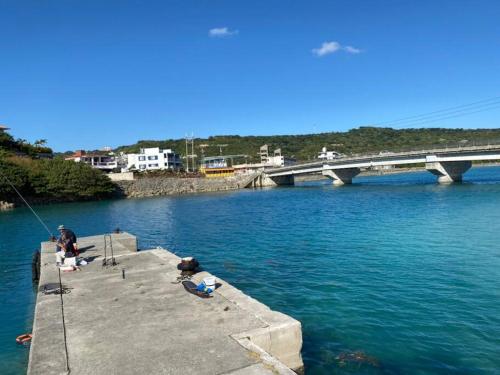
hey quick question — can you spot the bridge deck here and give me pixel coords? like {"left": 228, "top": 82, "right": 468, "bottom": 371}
{"left": 266, "top": 144, "right": 500, "bottom": 177}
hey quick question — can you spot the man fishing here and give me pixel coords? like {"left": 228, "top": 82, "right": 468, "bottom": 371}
{"left": 55, "top": 225, "right": 78, "bottom": 266}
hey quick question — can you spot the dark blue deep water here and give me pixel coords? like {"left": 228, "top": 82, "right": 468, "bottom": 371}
{"left": 1, "top": 167, "right": 500, "bottom": 375}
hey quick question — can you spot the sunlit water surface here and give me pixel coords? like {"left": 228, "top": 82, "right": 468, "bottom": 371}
{"left": 1, "top": 167, "right": 500, "bottom": 375}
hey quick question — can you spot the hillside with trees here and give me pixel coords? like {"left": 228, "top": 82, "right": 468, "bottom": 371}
{"left": 0, "top": 130, "right": 115, "bottom": 205}
{"left": 2, "top": 126, "right": 500, "bottom": 207}
{"left": 116, "top": 127, "right": 500, "bottom": 162}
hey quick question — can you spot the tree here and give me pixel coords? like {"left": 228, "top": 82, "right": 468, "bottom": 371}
{"left": 33, "top": 139, "right": 47, "bottom": 147}
{"left": 0, "top": 158, "right": 31, "bottom": 199}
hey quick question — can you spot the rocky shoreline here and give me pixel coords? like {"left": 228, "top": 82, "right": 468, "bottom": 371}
{"left": 115, "top": 174, "right": 256, "bottom": 198}
{"left": 0, "top": 175, "right": 259, "bottom": 210}
{"left": 4, "top": 163, "right": 498, "bottom": 210}
{"left": 0, "top": 201, "right": 15, "bottom": 211}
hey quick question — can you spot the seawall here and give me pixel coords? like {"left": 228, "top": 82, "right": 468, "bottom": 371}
{"left": 0, "top": 175, "right": 258, "bottom": 210}
{"left": 28, "top": 232, "right": 303, "bottom": 375}
{"left": 115, "top": 174, "right": 257, "bottom": 198}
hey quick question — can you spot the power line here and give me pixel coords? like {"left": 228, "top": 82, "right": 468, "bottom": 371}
{"left": 386, "top": 102, "right": 500, "bottom": 128}
{"left": 386, "top": 102, "right": 500, "bottom": 127}
{"left": 375, "top": 96, "right": 500, "bottom": 126}
{"left": 385, "top": 101, "right": 500, "bottom": 127}
{"left": 375, "top": 96, "right": 500, "bottom": 127}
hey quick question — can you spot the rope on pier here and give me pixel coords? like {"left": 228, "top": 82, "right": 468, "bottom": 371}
{"left": 58, "top": 267, "right": 71, "bottom": 374}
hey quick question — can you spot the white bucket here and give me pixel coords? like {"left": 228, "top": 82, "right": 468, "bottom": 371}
{"left": 203, "top": 276, "right": 216, "bottom": 291}
{"left": 65, "top": 257, "right": 77, "bottom": 266}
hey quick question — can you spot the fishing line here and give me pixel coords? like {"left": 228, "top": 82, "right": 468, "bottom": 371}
{"left": 0, "top": 168, "right": 53, "bottom": 237}
{"left": 0, "top": 167, "right": 70, "bottom": 374}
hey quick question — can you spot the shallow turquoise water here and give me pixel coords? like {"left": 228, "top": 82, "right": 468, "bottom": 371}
{"left": 1, "top": 167, "right": 500, "bottom": 374}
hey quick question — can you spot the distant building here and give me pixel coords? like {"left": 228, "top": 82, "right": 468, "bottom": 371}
{"left": 318, "top": 147, "right": 342, "bottom": 160}
{"left": 126, "top": 147, "right": 182, "bottom": 172}
{"left": 234, "top": 145, "right": 295, "bottom": 174}
{"left": 65, "top": 150, "right": 120, "bottom": 172}
{"left": 0, "top": 125, "right": 10, "bottom": 133}
{"left": 200, "top": 155, "right": 247, "bottom": 178}
{"left": 260, "top": 146, "right": 295, "bottom": 167}
{"left": 202, "top": 156, "right": 229, "bottom": 169}
{"left": 260, "top": 144, "right": 270, "bottom": 164}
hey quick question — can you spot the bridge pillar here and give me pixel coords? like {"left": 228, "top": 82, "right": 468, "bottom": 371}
{"left": 260, "top": 174, "right": 295, "bottom": 187}
{"left": 425, "top": 161, "right": 472, "bottom": 183}
{"left": 322, "top": 168, "right": 361, "bottom": 185}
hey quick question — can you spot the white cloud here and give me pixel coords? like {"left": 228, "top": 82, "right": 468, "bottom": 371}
{"left": 343, "top": 45, "right": 362, "bottom": 54}
{"left": 209, "top": 27, "right": 238, "bottom": 37}
{"left": 312, "top": 41, "right": 362, "bottom": 57}
{"left": 312, "top": 41, "right": 341, "bottom": 57}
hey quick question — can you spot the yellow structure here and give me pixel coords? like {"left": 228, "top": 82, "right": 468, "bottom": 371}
{"left": 201, "top": 167, "right": 235, "bottom": 178}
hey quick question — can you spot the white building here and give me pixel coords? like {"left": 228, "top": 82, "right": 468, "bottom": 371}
{"left": 260, "top": 145, "right": 295, "bottom": 167}
{"left": 318, "top": 147, "right": 342, "bottom": 160}
{"left": 127, "top": 147, "right": 182, "bottom": 171}
{"left": 65, "top": 150, "right": 119, "bottom": 172}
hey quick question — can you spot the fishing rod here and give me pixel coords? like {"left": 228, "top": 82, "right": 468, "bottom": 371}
{"left": 0, "top": 167, "right": 70, "bottom": 374}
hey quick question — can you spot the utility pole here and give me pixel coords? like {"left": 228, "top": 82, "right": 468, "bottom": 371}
{"left": 191, "top": 135, "right": 195, "bottom": 171}
{"left": 185, "top": 135, "right": 190, "bottom": 172}
{"left": 185, "top": 133, "right": 195, "bottom": 172}
{"left": 216, "top": 144, "right": 228, "bottom": 156}
{"left": 199, "top": 144, "right": 209, "bottom": 170}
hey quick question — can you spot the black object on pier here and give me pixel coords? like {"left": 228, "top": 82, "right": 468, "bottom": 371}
{"left": 32, "top": 250, "right": 41, "bottom": 284}
{"left": 102, "top": 234, "right": 117, "bottom": 267}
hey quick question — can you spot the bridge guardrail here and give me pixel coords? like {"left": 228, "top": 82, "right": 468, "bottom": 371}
{"left": 348, "top": 139, "right": 500, "bottom": 157}
{"left": 266, "top": 140, "right": 500, "bottom": 174}
{"left": 347, "top": 141, "right": 500, "bottom": 159}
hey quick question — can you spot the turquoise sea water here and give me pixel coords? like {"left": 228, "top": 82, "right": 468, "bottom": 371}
{"left": 1, "top": 167, "right": 500, "bottom": 375}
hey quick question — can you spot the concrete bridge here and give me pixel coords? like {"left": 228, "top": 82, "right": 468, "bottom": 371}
{"left": 254, "top": 143, "right": 500, "bottom": 186}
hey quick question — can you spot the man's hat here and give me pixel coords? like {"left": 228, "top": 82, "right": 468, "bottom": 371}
{"left": 58, "top": 225, "right": 65, "bottom": 230}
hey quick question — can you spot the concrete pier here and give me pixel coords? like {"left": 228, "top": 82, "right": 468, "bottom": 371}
{"left": 322, "top": 168, "right": 361, "bottom": 185}
{"left": 425, "top": 161, "right": 472, "bottom": 183}
{"left": 259, "top": 174, "right": 295, "bottom": 187}
{"left": 28, "top": 233, "right": 303, "bottom": 375}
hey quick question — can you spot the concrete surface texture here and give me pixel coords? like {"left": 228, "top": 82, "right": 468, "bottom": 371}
{"left": 28, "top": 233, "right": 303, "bottom": 375}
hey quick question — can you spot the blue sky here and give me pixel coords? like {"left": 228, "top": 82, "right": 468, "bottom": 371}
{"left": 1, "top": 0, "right": 500, "bottom": 151}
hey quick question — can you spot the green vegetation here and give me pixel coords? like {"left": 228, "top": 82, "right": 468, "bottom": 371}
{"left": 2, "top": 126, "right": 500, "bottom": 205}
{"left": 0, "top": 130, "right": 52, "bottom": 157}
{"left": 117, "top": 127, "right": 500, "bottom": 162}
{"left": 0, "top": 131, "right": 115, "bottom": 203}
